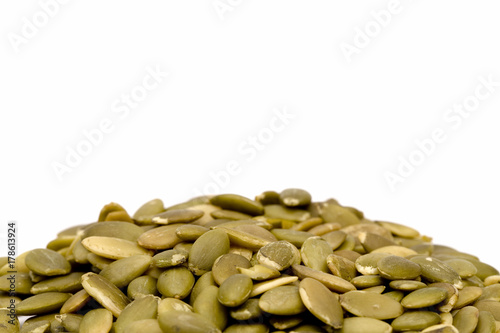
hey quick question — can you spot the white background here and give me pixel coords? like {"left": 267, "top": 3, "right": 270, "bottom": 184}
{"left": 1, "top": 1, "right": 499, "bottom": 271}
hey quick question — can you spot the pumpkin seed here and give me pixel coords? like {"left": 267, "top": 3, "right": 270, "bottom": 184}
{"left": 401, "top": 287, "right": 448, "bottom": 309}
{"left": 16, "top": 292, "right": 71, "bottom": 315}
{"left": 81, "top": 236, "right": 152, "bottom": 259}
{"left": 137, "top": 224, "right": 183, "bottom": 250}
{"left": 81, "top": 272, "right": 130, "bottom": 317}
{"left": 300, "top": 236, "right": 333, "bottom": 273}
{"left": 339, "top": 317, "right": 393, "bottom": 333}
{"left": 188, "top": 229, "right": 230, "bottom": 276}
{"left": 217, "top": 274, "right": 253, "bottom": 307}
{"left": 132, "top": 198, "right": 165, "bottom": 224}
{"left": 30, "top": 272, "right": 83, "bottom": 294}
{"left": 229, "top": 298, "right": 263, "bottom": 321}
{"left": 193, "top": 285, "right": 228, "bottom": 330}
{"left": 299, "top": 277, "right": 343, "bottom": 328}
{"left": 79, "top": 308, "right": 113, "bottom": 333}
{"left": 124, "top": 319, "right": 163, "bottom": 333}
{"left": 258, "top": 285, "right": 306, "bottom": 315}
{"left": 158, "top": 309, "right": 222, "bottom": 333}
{"left": 152, "top": 209, "right": 204, "bottom": 224}
{"left": 210, "top": 194, "right": 264, "bottom": 216}
{"left": 279, "top": 188, "right": 312, "bottom": 207}
{"left": 212, "top": 253, "right": 252, "bottom": 285}
{"left": 157, "top": 266, "right": 195, "bottom": 299}
{"left": 377, "top": 255, "right": 422, "bottom": 280}
{"left": 99, "top": 254, "right": 152, "bottom": 288}
{"left": 0, "top": 309, "right": 19, "bottom": 332}
{"left": 25, "top": 249, "right": 71, "bottom": 276}
{"left": 391, "top": 311, "right": 441, "bottom": 331}
{"left": 410, "top": 255, "right": 463, "bottom": 288}
{"left": 257, "top": 240, "right": 300, "bottom": 271}
{"left": 158, "top": 298, "right": 193, "bottom": 314}
{"left": 152, "top": 249, "right": 188, "bottom": 268}
{"left": 83, "top": 221, "right": 144, "bottom": 241}
{"left": 340, "top": 290, "right": 404, "bottom": 319}
{"left": 114, "top": 294, "right": 159, "bottom": 333}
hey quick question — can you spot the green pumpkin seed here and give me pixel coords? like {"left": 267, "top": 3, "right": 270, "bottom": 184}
{"left": 250, "top": 276, "right": 298, "bottom": 297}
{"left": 60, "top": 289, "right": 90, "bottom": 313}
{"left": 127, "top": 275, "right": 158, "bottom": 299}
{"left": 443, "top": 258, "right": 478, "bottom": 279}
{"left": 212, "top": 253, "right": 251, "bottom": 285}
{"left": 270, "top": 228, "right": 313, "bottom": 247}
{"left": 210, "top": 194, "right": 264, "bottom": 216}
{"left": 391, "top": 311, "right": 441, "bottom": 331}
{"left": 238, "top": 264, "right": 280, "bottom": 281}
{"left": 350, "top": 274, "right": 384, "bottom": 288}
{"left": 87, "top": 252, "right": 114, "bottom": 270}
{"left": 46, "top": 236, "right": 76, "bottom": 252}
{"left": 152, "top": 249, "right": 188, "bottom": 268}
{"left": 259, "top": 285, "right": 306, "bottom": 315}
{"left": 81, "top": 236, "right": 152, "bottom": 260}
{"left": 291, "top": 264, "right": 355, "bottom": 293}
{"left": 317, "top": 202, "right": 360, "bottom": 227}
{"left": 299, "top": 277, "right": 343, "bottom": 328}
{"left": 421, "top": 324, "right": 459, "bottom": 333}
{"left": 410, "top": 256, "right": 463, "bottom": 289}
{"left": 216, "top": 226, "right": 270, "bottom": 250}
{"left": 291, "top": 217, "right": 323, "bottom": 232}
{"left": 321, "top": 230, "right": 347, "bottom": 250}
{"left": 279, "top": 188, "right": 312, "bottom": 207}
{"left": 98, "top": 202, "right": 128, "bottom": 221}
{"left": 193, "top": 285, "right": 228, "bottom": 330}
{"left": 223, "top": 323, "right": 269, "bottom": 333}
{"left": 0, "top": 309, "right": 20, "bottom": 333}
{"left": 16, "top": 292, "right": 71, "bottom": 315}
{"left": 152, "top": 209, "right": 204, "bottom": 224}
{"left": 175, "top": 225, "right": 209, "bottom": 241}
{"left": 354, "top": 252, "right": 391, "bottom": 275}
{"left": 300, "top": 236, "right": 333, "bottom": 273}
{"left": 326, "top": 254, "right": 357, "bottom": 281}
{"left": 158, "top": 298, "right": 193, "bottom": 315}
{"left": 114, "top": 295, "right": 159, "bottom": 333}
{"left": 83, "top": 221, "right": 144, "bottom": 242}
{"left": 30, "top": 272, "right": 83, "bottom": 294}
{"left": 376, "top": 220, "right": 420, "bottom": 238}
{"left": 81, "top": 272, "right": 130, "bottom": 317}
{"left": 99, "top": 254, "right": 152, "bottom": 288}
{"left": 388, "top": 279, "right": 427, "bottom": 291}
{"left": 477, "top": 284, "right": 500, "bottom": 302}
{"left": 452, "top": 306, "right": 479, "bottom": 333}
{"left": 25, "top": 249, "right": 71, "bottom": 276}
{"left": 474, "top": 300, "right": 500, "bottom": 321}
{"left": 229, "top": 298, "right": 263, "bottom": 321}
{"left": 269, "top": 315, "right": 303, "bottom": 330}
{"left": 217, "top": 274, "right": 253, "bottom": 307}
{"left": 157, "top": 266, "right": 195, "bottom": 299}
{"left": 188, "top": 229, "right": 230, "bottom": 276}
{"left": 377, "top": 255, "right": 422, "bottom": 280}
{"left": 401, "top": 287, "right": 448, "bottom": 309}
{"left": 340, "top": 290, "right": 404, "bottom": 319}
{"left": 264, "top": 204, "right": 311, "bottom": 222}
{"left": 158, "top": 310, "right": 222, "bottom": 333}
{"left": 255, "top": 190, "right": 281, "bottom": 205}
{"left": 137, "top": 224, "right": 183, "bottom": 250}
{"left": 0, "top": 272, "right": 33, "bottom": 294}
{"left": 132, "top": 198, "right": 165, "bottom": 224}
{"left": 358, "top": 232, "right": 397, "bottom": 253}
{"left": 79, "top": 308, "right": 113, "bottom": 333}
{"left": 474, "top": 310, "right": 497, "bottom": 333}
{"left": 371, "top": 245, "right": 418, "bottom": 257}
{"left": 124, "top": 319, "right": 163, "bottom": 333}
{"left": 210, "top": 209, "right": 252, "bottom": 220}
{"left": 55, "top": 313, "right": 83, "bottom": 332}
{"left": 257, "top": 240, "right": 300, "bottom": 271}
{"left": 190, "top": 271, "right": 216, "bottom": 305}
{"left": 339, "top": 317, "right": 393, "bottom": 333}
{"left": 454, "top": 286, "right": 483, "bottom": 309}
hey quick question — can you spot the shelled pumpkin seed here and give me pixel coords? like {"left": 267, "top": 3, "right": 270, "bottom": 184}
{"left": 4, "top": 188, "right": 500, "bottom": 332}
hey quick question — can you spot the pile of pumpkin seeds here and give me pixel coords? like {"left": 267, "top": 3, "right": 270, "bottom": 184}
{"left": 2, "top": 188, "right": 500, "bottom": 333}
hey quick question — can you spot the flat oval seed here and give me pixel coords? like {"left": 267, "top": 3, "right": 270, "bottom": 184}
{"left": 322, "top": 230, "right": 347, "bottom": 250}
{"left": 214, "top": 226, "right": 270, "bottom": 251}
{"left": 81, "top": 236, "right": 152, "bottom": 260}
{"left": 153, "top": 249, "right": 188, "bottom": 268}
{"left": 474, "top": 310, "right": 497, "bottom": 333}
{"left": 391, "top": 311, "right": 441, "bottom": 331}
{"left": 410, "top": 256, "right": 463, "bottom": 289}
{"left": 81, "top": 272, "right": 130, "bottom": 317}
{"left": 193, "top": 285, "right": 228, "bottom": 330}
{"left": 279, "top": 188, "right": 312, "bottom": 207}
{"left": 259, "top": 285, "right": 306, "bottom": 315}
{"left": 127, "top": 275, "right": 158, "bottom": 299}
{"left": 210, "top": 194, "right": 264, "bottom": 216}
{"left": 477, "top": 284, "right": 500, "bottom": 302}
{"left": 317, "top": 202, "right": 360, "bottom": 227}
{"left": 270, "top": 228, "right": 314, "bottom": 247}
{"left": 218, "top": 274, "right": 253, "bottom": 307}
{"left": 83, "top": 221, "right": 144, "bottom": 242}
{"left": 299, "top": 277, "right": 343, "bottom": 328}
{"left": 264, "top": 204, "right": 311, "bottom": 222}
{"left": 473, "top": 300, "right": 500, "bottom": 321}
{"left": 30, "top": 272, "right": 84, "bottom": 294}
{"left": 340, "top": 291, "right": 404, "bottom": 320}
{"left": 114, "top": 295, "right": 159, "bottom": 333}
{"left": 454, "top": 286, "right": 483, "bottom": 309}
{"left": 326, "top": 254, "right": 357, "bottom": 281}
{"left": 223, "top": 323, "right": 269, "bottom": 333}
{"left": 350, "top": 275, "right": 384, "bottom": 288}
{"left": 25, "top": 248, "right": 71, "bottom": 276}
{"left": 16, "top": 292, "right": 71, "bottom": 315}
{"left": 137, "top": 224, "right": 183, "bottom": 250}
{"left": 238, "top": 264, "right": 280, "bottom": 281}
{"left": 133, "top": 198, "right": 164, "bottom": 224}
{"left": 257, "top": 240, "right": 300, "bottom": 271}
{"left": 0, "top": 272, "right": 33, "bottom": 294}
{"left": 60, "top": 289, "right": 91, "bottom": 314}
{"left": 212, "top": 253, "right": 251, "bottom": 285}
{"left": 300, "top": 236, "right": 333, "bottom": 273}
{"left": 339, "top": 317, "right": 393, "bottom": 333}
{"left": 152, "top": 209, "right": 204, "bottom": 224}
{"left": 175, "top": 225, "right": 209, "bottom": 241}
{"left": 371, "top": 245, "right": 418, "bottom": 257}
{"left": 158, "top": 298, "right": 193, "bottom": 315}
{"left": 291, "top": 264, "right": 356, "bottom": 293}
{"left": 359, "top": 232, "right": 397, "bottom": 252}
{"left": 0, "top": 309, "right": 19, "bottom": 332}
{"left": 389, "top": 279, "right": 428, "bottom": 291}
{"left": 250, "top": 276, "right": 298, "bottom": 297}
{"left": 190, "top": 271, "right": 216, "bottom": 305}
{"left": 452, "top": 306, "right": 479, "bottom": 333}
{"left": 158, "top": 310, "right": 222, "bottom": 333}
{"left": 188, "top": 229, "right": 230, "bottom": 276}
{"left": 401, "top": 287, "right": 448, "bottom": 309}
{"left": 421, "top": 324, "right": 459, "bottom": 333}
{"left": 377, "top": 255, "right": 422, "bottom": 280}
{"left": 99, "top": 254, "right": 153, "bottom": 288}
{"left": 124, "top": 319, "right": 163, "bottom": 333}
{"left": 211, "top": 209, "right": 252, "bottom": 220}
{"left": 79, "top": 308, "right": 113, "bottom": 333}
{"left": 444, "top": 258, "right": 478, "bottom": 278}
{"left": 255, "top": 190, "right": 281, "bottom": 205}
{"left": 376, "top": 220, "right": 420, "bottom": 238}
{"left": 157, "top": 266, "right": 195, "bottom": 299}
{"left": 355, "top": 252, "right": 392, "bottom": 275}
{"left": 229, "top": 299, "right": 263, "bottom": 321}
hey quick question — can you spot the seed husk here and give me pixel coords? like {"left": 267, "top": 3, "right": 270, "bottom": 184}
{"left": 210, "top": 194, "right": 264, "bottom": 216}
{"left": 157, "top": 266, "right": 195, "bottom": 299}
{"left": 114, "top": 294, "right": 159, "bottom": 333}
{"left": 194, "top": 285, "right": 228, "bottom": 330}
{"left": 81, "top": 272, "right": 130, "bottom": 317}
{"left": 158, "top": 309, "right": 222, "bottom": 333}
{"left": 152, "top": 208, "right": 204, "bottom": 224}
{"left": 16, "top": 292, "right": 72, "bottom": 315}
{"left": 79, "top": 308, "right": 113, "bottom": 333}
{"left": 25, "top": 248, "right": 72, "bottom": 276}
{"left": 258, "top": 285, "right": 306, "bottom": 315}
{"left": 188, "top": 229, "right": 230, "bottom": 276}
{"left": 81, "top": 236, "right": 152, "bottom": 260}
{"left": 299, "top": 277, "right": 343, "bottom": 328}
{"left": 340, "top": 290, "right": 404, "bottom": 319}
